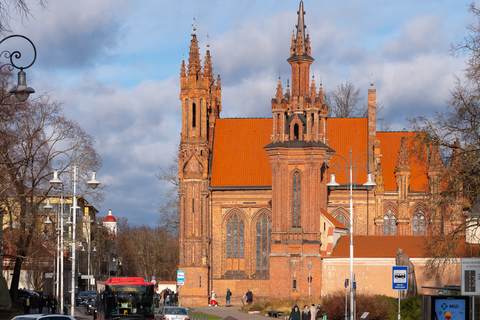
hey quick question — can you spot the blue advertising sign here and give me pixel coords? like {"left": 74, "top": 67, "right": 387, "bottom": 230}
{"left": 392, "top": 266, "right": 408, "bottom": 290}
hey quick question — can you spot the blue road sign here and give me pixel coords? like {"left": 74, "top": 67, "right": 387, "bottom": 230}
{"left": 392, "top": 266, "right": 408, "bottom": 290}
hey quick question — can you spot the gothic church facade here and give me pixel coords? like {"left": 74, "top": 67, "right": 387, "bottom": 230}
{"left": 177, "top": 1, "right": 455, "bottom": 305}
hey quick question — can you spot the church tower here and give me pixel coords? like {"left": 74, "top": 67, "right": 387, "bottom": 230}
{"left": 265, "top": 0, "right": 330, "bottom": 298}
{"left": 178, "top": 28, "right": 221, "bottom": 305}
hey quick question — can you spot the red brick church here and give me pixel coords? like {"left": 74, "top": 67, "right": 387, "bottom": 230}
{"left": 177, "top": 1, "right": 461, "bottom": 306}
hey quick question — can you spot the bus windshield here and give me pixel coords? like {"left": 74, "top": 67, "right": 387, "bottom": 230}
{"left": 104, "top": 284, "right": 154, "bottom": 319}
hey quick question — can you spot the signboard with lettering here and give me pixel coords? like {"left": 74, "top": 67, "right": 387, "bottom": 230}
{"left": 392, "top": 266, "right": 408, "bottom": 290}
{"left": 177, "top": 270, "right": 185, "bottom": 286}
{"left": 461, "top": 258, "right": 480, "bottom": 295}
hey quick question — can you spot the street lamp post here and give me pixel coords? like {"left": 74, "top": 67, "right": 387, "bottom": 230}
{"left": 0, "top": 34, "right": 36, "bottom": 102}
{"left": 0, "top": 34, "right": 37, "bottom": 311}
{"left": 50, "top": 159, "right": 101, "bottom": 316}
{"left": 326, "top": 148, "right": 376, "bottom": 320}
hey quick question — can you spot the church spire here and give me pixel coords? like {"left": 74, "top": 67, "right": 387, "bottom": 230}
{"left": 294, "top": 0, "right": 307, "bottom": 56}
{"left": 287, "top": 1, "right": 313, "bottom": 97}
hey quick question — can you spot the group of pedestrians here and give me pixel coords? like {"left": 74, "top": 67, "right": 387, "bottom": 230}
{"left": 208, "top": 288, "right": 253, "bottom": 307}
{"left": 23, "top": 294, "right": 58, "bottom": 314}
{"left": 156, "top": 288, "right": 178, "bottom": 306}
{"left": 289, "top": 304, "right": 321, "bottom": 320}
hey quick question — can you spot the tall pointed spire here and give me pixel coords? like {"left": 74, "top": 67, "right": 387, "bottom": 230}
{"left": 288, "top": 1, "right": 313, "bottom": 97}
{"left": 294, "top": 0, "right": 307, "bottom": 56}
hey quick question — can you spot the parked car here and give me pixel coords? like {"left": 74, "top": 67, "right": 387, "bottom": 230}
{"left": 76, "top": 290, "right": 96, "bottom": 306}
{"left": 84, "top": 297, "right": 96, "bottom": 315}
{"left": 156, "top": 307, "right": 189, "bottom": 320}
{"left": 14, "top": 289, "right": 39, "bottom": 303}
{"left": 12, "top": 314, "right": 76, "bottom": 320}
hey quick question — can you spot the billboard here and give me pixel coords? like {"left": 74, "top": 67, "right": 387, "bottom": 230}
{"left": 431, "top": 296, "right": 470, "bottom": 320}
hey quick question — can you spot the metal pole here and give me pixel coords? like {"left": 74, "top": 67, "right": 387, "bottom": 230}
{"left": 345, "top": 279, "right": 348, "bottom": 320}
{"left": 349, "top": 149, "right": 354, "bottom": 320}
{"left": 397, "top": 290, "right": 401, "bottom": 320}
{"left": 60, "top": 188, "right": 64, "bottom": 314}
{"left": 87, "top": 222, "right": 91, "bottom": 290}
{"left": 71, "top": 164, "right": 77, "bottom": 316}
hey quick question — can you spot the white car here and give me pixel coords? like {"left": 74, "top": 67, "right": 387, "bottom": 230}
{"left": 12, "top": 314, "right": 76, "bottom": 320}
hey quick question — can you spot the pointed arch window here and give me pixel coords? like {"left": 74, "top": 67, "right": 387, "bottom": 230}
{"left": 292, "top": 171, "right": 301, "bottom": 227}
{"left": 412, "top": 210, "right": 426, "bottom": 235}
{"left": 255, "top": 212, "right": 271, "bottom": 273}
{"left": 226, "top": 214, "right": 244, "bottom": 258}
{"left": 336, "top": 213, "right": 350, "bottom": 234}
{"left": 294, "top": 124, "right": 299, "bottom": 140}
{"left": 383, "top": 209, "right": 396, "bottom": 235}
{"left": 192, "top": 103, "right": 196, "bottom": 128}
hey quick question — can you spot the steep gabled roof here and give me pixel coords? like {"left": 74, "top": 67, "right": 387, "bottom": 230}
{"left": 211, "top": 118, "right": 272, "bottom": 188}
{"left": 329, "top": 235, "right": 428, "bottom": 258}
{"left": 377, "top": 131, "right": 429, "bottom": 191}
{"left": 210, "top": 117, "right": 428, "bottom": 191}
{"left": 321, "top": 208, "right": 347, "bottom": 230}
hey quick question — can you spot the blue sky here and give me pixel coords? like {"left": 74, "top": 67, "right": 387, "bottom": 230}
{"left": 4, "top": 0, "right": 476, "bottom": 226}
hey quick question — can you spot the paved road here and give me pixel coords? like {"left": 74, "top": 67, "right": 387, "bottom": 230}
{"left": 72, "top": 304, "right": 270, "bottom": 320}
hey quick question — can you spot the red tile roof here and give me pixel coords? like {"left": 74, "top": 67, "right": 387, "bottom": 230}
{"left": 211, "top": 118, "right": 272, "bottom": 187}
{"left": 321, "top": 208, "right": 347, "bottom": 230}
{"left": 328, "top": 235, "right": 429, "bottom": 258}
{"left": 210, "top": 117, "right": 428, "bottom": 191}
{"left": 377, "top": 132, "right": 429, "bottom": 191}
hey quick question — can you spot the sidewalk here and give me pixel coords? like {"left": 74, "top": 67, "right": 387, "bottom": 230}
{"left": 187, "top": 305, "right": 272, "bottom": 320}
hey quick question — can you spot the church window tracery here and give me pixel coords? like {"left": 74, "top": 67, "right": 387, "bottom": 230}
{"left": 383, "top": 209, "right": 397, "bottom": 235}
{"left": 412, "top": 210, "right": 426, "bottom": 235}
{"left": 255, "top": 212, "right": 271, "bottom": 273}
{"left": 226, "top": 213, "right": 244, "bottom": 258}
{"left": 335, "top": 213, "right": 350, "bottom": 234}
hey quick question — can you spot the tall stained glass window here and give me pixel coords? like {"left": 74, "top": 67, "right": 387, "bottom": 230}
{"left": 292, "top": 172, "right": 301, "bottom": 227}
{"left": 383, "top": 209, "right": 396, "bottom": 235}
{"left": 256, "top": 212, "right": 271, "bottom": 272}
{"left": 226, "top": 214, "right": 244, "bottom": 258}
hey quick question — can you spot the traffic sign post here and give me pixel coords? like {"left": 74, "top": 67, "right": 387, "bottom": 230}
{"left": 177, "top": 271, "right": 185, "bottom": 307}
{"left": 393, "top": 266, "right": 408, "bottom": 320}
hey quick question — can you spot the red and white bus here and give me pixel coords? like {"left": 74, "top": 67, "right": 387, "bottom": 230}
{"left": 96, "top": 277, "right": 155, "bottom": 320}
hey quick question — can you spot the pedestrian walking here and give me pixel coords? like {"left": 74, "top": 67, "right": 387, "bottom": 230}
{"left": 302, "top": 305, "right": 310, "bottom": 320}
{"left": 51, "top": 296, "right": 57, "bottom": 314}
{"left": 23, "top": 296, "right": 30, "bottom": 314}
{"left": 245, "top": 289, "right": 253, "bottom": 305}
{"left": 31, "top": 294, "right": 39, "bottom": 314}
{"left": 309, "top": 304, "right": 317, "bottom": 320}
{"left": 39, "top": 294, "right": 45, "bottom": 314}
{"left": 225, "top": 289, "right": 232, "bottom": 307}
{"left": 209, "top": 290, "right": 218, "bottom": 306}
{"left": 289, "top": 305, "right": 301, "bottom": 320}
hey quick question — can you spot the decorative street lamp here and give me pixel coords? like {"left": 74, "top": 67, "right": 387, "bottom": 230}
{"left": 0, "top": 34, "right": 36, "bottom": 102}
{"left": 326, "top": 148, "right": 377, "bottom": 320}
{"left": 50, "top": 151, "right": 101, "bottom": 316}
{"left": 0, "top": 34, "right": 37, "bottom": 311}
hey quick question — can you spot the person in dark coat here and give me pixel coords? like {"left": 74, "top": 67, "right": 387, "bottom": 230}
{"left": 245, "top": 289, "right": 253, "bottom": 304}
{"left": 289, "top": 305, "right": 301, "bottom": 320}
{"left": 225, "top": 289, "right": 232, "bottom": 307}
{"left": 30, "top": 294, "right": 39, "bottom": 314}
{"left": 302, "top": 305, "right": 310, "bottom": 320}
{"left": 23, "top": 296, "right": 30, "bottom": 314}
{"left": 39, "top": 294, "right": 45, "bottom": 314}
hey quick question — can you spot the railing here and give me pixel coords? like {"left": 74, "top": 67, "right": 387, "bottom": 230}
{"left": 188, "top": 311, "right": 209, "bottom": 320}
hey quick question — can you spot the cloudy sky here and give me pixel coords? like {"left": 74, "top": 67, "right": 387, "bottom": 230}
{"left": 4, "top": 0, "right": 475, "bottom": 226}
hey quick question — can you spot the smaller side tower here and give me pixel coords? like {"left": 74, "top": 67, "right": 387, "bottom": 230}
{"left": 178, "top": 28, "right": 222, "bottom": 306}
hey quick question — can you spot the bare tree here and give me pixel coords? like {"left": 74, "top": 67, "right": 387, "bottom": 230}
{"left": 0, "top": 0, "right": 47, "bottom": 34}
{"left": 408, "top": 3, "right": 480, "bottom": 274}
{"left": 325, "top": 81, "right": 363, "bottom": 117}
{"left": 116, "top": 222, "right": 178, "bottom": 281}
{"left": 0, "top": 69, "right": 105, "bottom": 300}
{"left": 156, "top": 156, "right": 179, "bottom": 233}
